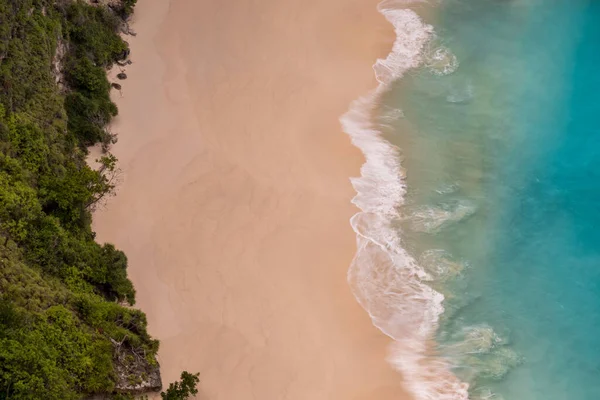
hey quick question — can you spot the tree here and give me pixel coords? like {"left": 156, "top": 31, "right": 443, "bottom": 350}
{"left": 160, "top": 371, "right": 200, "bottom": 400}
{"left": 0, "top": 0, "right": 159, "bottom": 397}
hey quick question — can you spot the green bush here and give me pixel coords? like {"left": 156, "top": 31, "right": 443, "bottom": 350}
{"left": 0, "top": 0, "right": 159, "bottom": 398}
{"left": 161, "top": 372, "right": 200, "bottom": 400}
{"left": 65, "top": 91, "right": 117, "bottom": 146}
{"left": 61, "top": 1, "right": 128, "bottom": 66}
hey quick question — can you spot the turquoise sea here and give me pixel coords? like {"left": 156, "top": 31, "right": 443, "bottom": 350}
{"left": 345, "top": 1, "right": 600, "bottom": 399}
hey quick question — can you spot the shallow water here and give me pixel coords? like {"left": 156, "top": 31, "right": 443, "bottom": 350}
{"left": 367, "top": 0, "right": 600, "bottom": 398}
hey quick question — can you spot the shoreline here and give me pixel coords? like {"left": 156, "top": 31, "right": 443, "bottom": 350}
{"left": 94, "top": 0, "right": 413, "bottom": 398}
{"left": 342, "top": 3, "right": 472, "bottom": 400}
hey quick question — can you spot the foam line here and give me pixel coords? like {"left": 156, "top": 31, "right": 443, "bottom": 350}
{"left": 340, "top": 3, "right": 470, "bottom": 399}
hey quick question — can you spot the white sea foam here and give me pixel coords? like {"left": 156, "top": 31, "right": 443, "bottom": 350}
{"left": 471, "top": 388, "right": 505, "bottom": 400}
{"left": 446, "top": 81, "right": 474, "bottom": 103}
{"left": 419, "top": 249, "right": 466, "bottom": 282}
{"left": 379, "top": 105, "right": 405, "bottom": 125}
{"left": 425, "top": 46, "right": 459, "bottom": 76}
{"left": 408, "top": 200, "right": 476, "bottom": 233}
{"left": 373, "top": 3, "right": 434, "bottom": 85}
{"left": 435, "top": 182, "right": 460, "bottom": 194}
{"left": 341, "top": 2, "right": 471, "bottom": 399}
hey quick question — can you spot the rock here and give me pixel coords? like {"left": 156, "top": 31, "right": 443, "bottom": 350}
{"left": 116, "top": 59, "right": 132, "bottom": 67}
{"left": 121, "top": 22, "right": 137, "bottom": 36}
{"left": 111, "top": 82, "right": 122, "bottom": 90}
{"left": 113, "top": 346, "right": 162, "bottom": 395}
{"left": 115, "top": 364, "right": 162, "bottom": 395}
{"left": 52, "top": 37, "right": 68, "bottom": 91}
{"left": 116, "top": 72, "right": 127, "bottom": 80}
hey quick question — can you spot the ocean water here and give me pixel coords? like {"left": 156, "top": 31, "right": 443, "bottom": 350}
{"left": 344, "top": 0, "right": 600, "bottom": 399}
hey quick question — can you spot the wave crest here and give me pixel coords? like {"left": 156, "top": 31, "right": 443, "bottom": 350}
{"left": 373, "top": 4, "right": 435, "bottom": 84}
{"left": 341, "top": 3, "right": 471, "bottom": 399}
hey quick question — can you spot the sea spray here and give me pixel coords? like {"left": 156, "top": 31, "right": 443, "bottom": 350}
{"left": 341, "top": 2, "right": 470, "bottom": 399}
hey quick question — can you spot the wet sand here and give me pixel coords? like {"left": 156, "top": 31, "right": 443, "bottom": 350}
{"left": 94, "top": 0, "right": 411, "bottom": 398}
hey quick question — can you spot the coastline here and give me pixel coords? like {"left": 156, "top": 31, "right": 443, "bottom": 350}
{"left": 342, "top": 3, "right": 472, "bottom": 400}
{"left": 93, "top": 0, "right": 414, "bottom": 398}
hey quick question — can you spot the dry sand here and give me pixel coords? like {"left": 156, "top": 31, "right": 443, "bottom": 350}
{"left": 94, "top": 0, "right": 412, "bottom": 398}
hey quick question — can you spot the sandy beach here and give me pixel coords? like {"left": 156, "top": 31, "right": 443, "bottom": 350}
{"left": 93, "top": 0, "right": 411, "bottom": 398}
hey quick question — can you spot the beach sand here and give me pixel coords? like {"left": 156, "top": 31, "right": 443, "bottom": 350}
{"left": 93, "top": 0, "right": 411, "bottom": 398}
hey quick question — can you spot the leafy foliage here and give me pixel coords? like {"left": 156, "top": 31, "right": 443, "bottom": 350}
{"left": 161, "top": 372, "right": 200, "bottom": 400}
{"left": 61, "top": 0, "right": 128, "bottom": 66}
{"left": 114, "top": 0, "right": 137, "bottom": 19}
{"left": 0, "top": 0, "right": 159, "bottom": 399}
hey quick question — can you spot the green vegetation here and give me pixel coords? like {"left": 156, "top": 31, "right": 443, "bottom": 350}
{"left": 161, "top": 372, "right": 200, "bottom": 400}
{"left": 0, "top": 0, "right": 160, "bottom": 398}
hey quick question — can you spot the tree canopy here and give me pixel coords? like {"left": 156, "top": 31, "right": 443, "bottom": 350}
{"left": 161, "top": 372, "right": 200, "bottom": 400}
{"left": 0, "top": 0, "right": 159, "bottom": 398}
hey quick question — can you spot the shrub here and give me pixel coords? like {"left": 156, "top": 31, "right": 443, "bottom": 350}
{"left": 161, "top": 372, "right": 200, "bottom": 400}
{"left": 0, "top": 0, "right": 157, "bottom": 398}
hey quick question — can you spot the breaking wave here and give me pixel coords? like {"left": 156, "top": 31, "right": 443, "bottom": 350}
{"left": 341, "top": 1, "right": 520, "bottom": 399}
{"left": 341, "top": 2, "right": 471, "bottom": 399}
